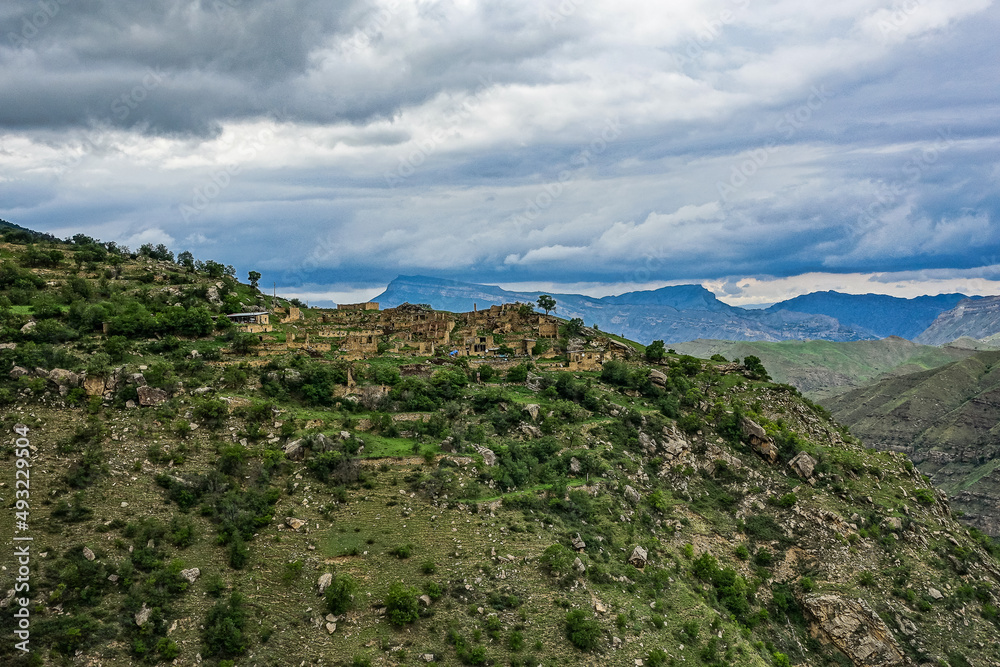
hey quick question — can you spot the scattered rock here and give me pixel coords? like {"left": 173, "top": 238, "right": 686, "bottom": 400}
{"left": 594, "top": 601, "right": 608, "bottom": 614}
{"left": 325, "top": 622, "right": 337, "bottom": 634}
{"left": 20, "top": 321, "right": 36, "bottom": 334}
{"left": 741, "top": 417, "right": 778, "bottom": 463}
{"left": 48, "top": 368, "right": 82, "bottom": 388}
{"left": 9, "top": 366, "right": 30, "bottom": 379}
{"left": 82, "top": 547, "right": 96, "bottom": 561}
{"left": 569, "top": 457, "right": 582, "bottom": 474}
{"left": 524, "top": 404, "right": 540, "bottom": 421}
{"left": 927, "top": 588, "right": 944, "bottom": 601}
{"left": 573, "top": 557, "right": 586, "bottom": 574}
{"left": 0, "top": 589, "right": 16, "bottom": 609}
{"left": 628, "top": 545, "right": 648, "bottom": 568}
{"left": 474, "top": 445, "right": 497, "bottom": 466}
{"left": 421, "top": 654, "right": 436, "bottom": 663}
{"left": 180, "top": 568, "right": 201, "bottom": 584}
{"left": 419, "top": 595, "right": 432, "bottom": 607}
{"left": 571, "top": 533, "right": 586, "bottom": 551}
{"left": 802, "top": 595, "right": 906, "bottom": 666}
{"left": 649, "top": 369, "right": 667, "bottom": 387}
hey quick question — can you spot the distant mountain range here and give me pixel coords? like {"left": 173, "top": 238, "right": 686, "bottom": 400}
{"left": 360, "top": 275, "right": 997, "bottom": 345}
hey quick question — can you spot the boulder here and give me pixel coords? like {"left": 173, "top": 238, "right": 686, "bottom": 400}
{"left": 285, "top": 517, "right": 307, "bottom": 531}
{"left": 84, "top": 375, "right": 106, "bottom": 397}
{"left": 573, "top": 557, "right": 586, "bottom": 574}
{"left": 571, "top": 533, "right": 586, "bottom": 551}
{"left": 474, "top": 445, "right": 497, "bottom": 466}
{"left": 48, "top": 368, "right": 82, "bottom": 387}
{"left": 789, "top": 451, "right": 817, "bottom": 479}
{"left": 520, "top": 423, "right": 542, "bottom": 439}
{"left": 9, "top": 366, "right": 30, "bottom": 379}
{"left": 137, "top": 386, "right": 169, "bottom": 407}
{"left": 624, "top": 485, "right": 642, "bottom": 505}
{"left": 649, "top": 369, "right": 667, "bottom": 387}
{"left": 440, "top": 437, "right": 456, "bottom": 453}
{"left": 628, "top": 545, "right": 648, "bottom": 568}
{"left": 283, "top": 439, "right": 305, "bottom": 461}
{"left": 419, "top": 594, "right": 432, "bottom": 607}
{"left": 569, "top": 457, "right": 582, "bottom": 474}
{"left": 741, "top": 417, "right": 778, "bottom": 464}
{"left": 180, "top": 568, "right": 201, "bottom": 584}
{"left": 0, "top": 342, "right": 15, "bottom": 350}
{"left": 135, "top": 604, "right": 152, "bottom": 627}
{"left": 802, "top": 595, "right": 905, "bottom": 666}
{"left": 82, "top": 547, "right": 96, "bottom": 561}
{"left": 20, "top": 321, "right": 36, "bottom": 334}
{"left": 927, "top": 588, "right": 944, "bottom": 600}
{"left": 129, "top": 373, "right": 147, "bottom": 387}
{"left": 325, "top": 622, "right": 337, "bottom": 634}
{"left": 523, "top": 404, "right": 540, "bottom": 421}
{"left": 317, "top": 573, "right": 333, "bottom": 593}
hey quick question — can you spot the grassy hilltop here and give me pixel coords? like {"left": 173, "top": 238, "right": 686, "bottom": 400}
{"left": 0, "top": 229, "right": 999, "bottom": 667}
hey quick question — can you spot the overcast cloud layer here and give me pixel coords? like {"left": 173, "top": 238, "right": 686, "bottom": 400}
{"left": 2, "top": 0, "right": 999, "bottom": 305}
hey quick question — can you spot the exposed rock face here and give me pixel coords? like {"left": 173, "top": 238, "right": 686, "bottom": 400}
{"left": 802, "top": 595, "right": 906, "bottom": 667}
{"left": 84, "top": 375, "right": 107, "bottom": 396}
{"left": 628, "top": 545, "right": 648, "bottom": 568}
{"left": 789, "top": 451, "right": 817, "bottom": 479}
{"left": 137, "top": 386, "right": 169, "bottom": 406}
{"left": 741, "top": 417, "right": 778, "bottom": 463}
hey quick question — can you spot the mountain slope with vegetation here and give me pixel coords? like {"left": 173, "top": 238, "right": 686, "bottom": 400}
{"left": 672, "top": 338, "right": 976, "bottom": 401}
{"left": 826, "top": 351, "right": 1000, "bottom": 539}
{"left": 0, "top": 228, "right": 998, "bottom": 667}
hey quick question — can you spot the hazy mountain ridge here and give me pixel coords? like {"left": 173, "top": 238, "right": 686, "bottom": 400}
{"left": 917, "top": 295, "right": 1000, "bottom": 345}
{"left": 768, "top": 291, "right": 979, "bottom": 340}
{"left": 372, "top": 275, "right": 878, "bottom": 344}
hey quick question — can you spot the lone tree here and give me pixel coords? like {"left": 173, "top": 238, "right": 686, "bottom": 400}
{"left": 248, "top": 271, "right": 261, "bottom": 290}
{"left": 644, "top": 339, "right": 666, "bottom": 362}
{"left": 537, "top": 294, "right": 556, "bottom": 315}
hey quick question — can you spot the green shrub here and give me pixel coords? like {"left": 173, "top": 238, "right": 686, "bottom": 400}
{"left": 202, "top": 593, "right": 249, "bottom": 659}
{"left": 325, "top": 573, "right": 358, "bottom": 615}
{"left": 564, "top": 609, "right": 601, "bottom": 651}
{"left": 384, "top": 582, "right": 420, "bottom": 626}
{"left": 913, "top": 489, "right": 935, "bottom": 506}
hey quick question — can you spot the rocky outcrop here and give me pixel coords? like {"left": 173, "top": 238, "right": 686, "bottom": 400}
{"left": 628, "top": 546, "right": 647, "bottom": 568}
{"left": 624, "top": 485, "right": 641, "bottom": 504}
{"left": 137, "top": 386, "right": 169, "bottom": 406}
{"left": 741, "top": 417, "right": 778, "bottom": 463}
{"left": 802, "top": 595, "right": 906, "bottom": 667}
{"left": 789, "top": 451, "right": 817, "bottom": 479}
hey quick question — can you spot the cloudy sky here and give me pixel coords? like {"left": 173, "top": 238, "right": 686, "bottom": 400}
{"left": 2, "top": 0, "right": 999, "bottom": 306}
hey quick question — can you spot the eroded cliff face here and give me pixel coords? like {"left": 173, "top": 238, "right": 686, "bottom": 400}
{"left": 803, "top": 596, "right": 907, "bottom": 667}
{"left": 917, "top": 295, "right": 1000, "bottom": 346}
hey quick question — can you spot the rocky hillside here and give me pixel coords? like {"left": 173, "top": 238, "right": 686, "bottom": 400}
{"left": 916, "top": 296, "right": 1000, "bottom": 346}
{"left": 1, "top": 231, "right": 999, "bottom": 667}
{"left": 825, "top": 351, "right": 1000, "bottom": 538}
{"left": 672, "top": 338, "right": 975, "bottom": 401}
